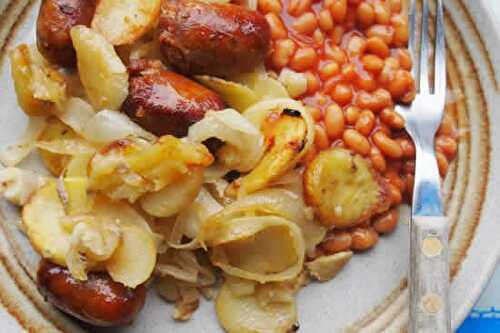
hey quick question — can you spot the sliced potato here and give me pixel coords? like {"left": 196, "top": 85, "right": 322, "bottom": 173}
{"left": 22, "top": 182, "right": 70, "bottom": 266}
{"left": 234, "top": 110, "right": 307, "bottom": 197}
{"left": 304, "top": 148, "right": 389, "bottom": 228}
{"left": 70, "top": 25, "right": 129, "bottom": 110}
{"left": 305, "top": 251, "right": 353, "bottom": 282}
{"left": 10, "top": 44, "right": 66, "bottom": 116}
{"left": 233, "top": 68, "right": 289, "bottom": 100}
{"left": 91, "top": 0, "right": 161, "bottom": 45}
{"left": 195, "top": 76, "right": 258, "bottom": 112}
{"left": 106, "top": 223, "right": 157, "bottom": 288}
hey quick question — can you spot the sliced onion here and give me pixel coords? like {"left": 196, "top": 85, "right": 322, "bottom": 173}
{"left": 0, "top": 116, "right": 47, "bottom": 166}
{"left": 81, "top": 110, "right": 156, "bottom": 145}
{"left": 188, "top": 109, "right": 264, "bottom": 177}
{"left": 0, "top": 167, "right": 48, "bottom": 206}
{"left": 36, "top": 139, "right": 96, "bottom": 156}
{"left": 56, "top": 97, "right": 95, "bottom": 134}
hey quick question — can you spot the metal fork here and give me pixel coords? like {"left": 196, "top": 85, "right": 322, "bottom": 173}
{"left": 394, "top": 0, "right": 450, "bottom": 332}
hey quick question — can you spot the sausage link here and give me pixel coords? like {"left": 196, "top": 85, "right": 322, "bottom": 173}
{"left": 37, "top": 260, "right": 146, "bottom": 327}
{"left": 158, "top": 0, "right": 271, "bottom": 76}
{"left": 121, "top": 61, "right": 225, "bottom": 137}
{"left": 36, "top": 0, "right": 96, "bottom": 67}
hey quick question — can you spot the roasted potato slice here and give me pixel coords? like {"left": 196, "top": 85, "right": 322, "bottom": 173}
{"left": 10, "top": 44, "right": 66, "bottom": 116}
{"left": 91, "top": 0, "right": 161, "bottom": 46}
{"left": 304, "top": 148, "right": 389, "bottom": 228}
{"left": 233, "top": 110, "right": 307, "bottom": 197}
{"left": 70, "top": 26, "right": 129, "bottom": 110}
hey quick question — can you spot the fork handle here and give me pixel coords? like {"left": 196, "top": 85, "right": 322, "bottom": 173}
{"left": 409, "top": 216, "right": 451, "bottom": 333}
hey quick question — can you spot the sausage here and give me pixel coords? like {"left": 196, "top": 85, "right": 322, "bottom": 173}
{"left": 158, "top": 0, "right": 271, "bottom": 76}
{"left": 37, "top": 260, "right": 146, "bottom": 327}
{"left": 121, "top": 60, "right": 225, "bottom": 137}
{"left": 36, "top": 0, "right": 96, "bottom": 67}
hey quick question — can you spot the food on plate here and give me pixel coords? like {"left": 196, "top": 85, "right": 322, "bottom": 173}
{"left": 122, "top": 61, "right": 225, "bottom": 137}
{"left": 10, "top": 44, "right": 66, "bottom": 117}
{"left": 1, "top": 0, "right": 460, "bottom": 330}
{"left": 304, "top": 148, "right": 389, "bottom": 228}
{"left": 91, "top": 0, "right": 161, "bottom": 45}
{"left": 158, "top": 0, "right": 271, "bottom": 76}
{"left": 70, "top": 25, "right": 129, "bottom": 110}
{"left": 36, "top": 0, "right": 96, "bottom": 67}
{"left": 37, "top": 260, "right": 146, "bottom": 326}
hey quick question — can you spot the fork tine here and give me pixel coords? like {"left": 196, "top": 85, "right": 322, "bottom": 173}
{"left": 434, "top": 0, "right": 446, "bottom": 100}
{"left": 408, "top": 0, "right": 418, "bottom": 83}
{"left": 419, "top": 0, "right": 430, "bottom": 94}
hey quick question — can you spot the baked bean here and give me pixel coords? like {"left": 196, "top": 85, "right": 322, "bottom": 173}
{"left": 324, "top": 103, "right": 345, "bottom": 139}
{"left": 374, "top": 2, "right": 391, "bottom": 25}
{"left": 389, "top": 0, "right": 402, "bottom": 13}
{"left": 372, "top": 131, "right": 403, "bottom": 158}
{"left": 343, "top": 129, "right": 370, "bottom": 156}
{"left": 315, "top": 124, "right": 330, "bottom": 150}
{"left": 331, "top": 25, "right": 345, "bottom": 45}
{"left": 395, "top": 49, "right": 412, "bottom": 70}
{"left": 305, "top": 71, "right": 321, "bottom": 94}
{"left": 258, "top": 0, "right": 282, "bottom": 14}
{"left": 355, "top": 110, "right": 375, "bottom": 136}
{"left": 362, "top": 54, "right": 384, "bottom": 73}
{"left": 380, "top": 107, "right": 405, "bottom": 128}
{"left": 293, "top": 12, "right": 318, "bottom": 35}
{"left": 373, "top": 209, "right": 399, "bottom": 234}
{"left": 330, "top": 0, "right": 347, "bottom": 22}
{"left": 319, "top": 61, "right": 340, "bottom": 79}
{"left": 366, "top": 36, "right": 390, "bottom": 58}
{"left": 356, "top": 73, "right": 377, "bottom": 92}
{"left": 345, "top": 106, "right": 361, "bottom": 124}
{"left": 436, "top": 151, "right": 449, "bottom": 177}
{"left": 306, "top": 105, "right": 323, "bottom": 121}
{"left": 351, "top": 227, "right": 379, "bottom": 251}
{"left": 370, "top": 146, "right": 387, "bottom": 172}
{"left": 438, "top": 114, "right": 457, "bottom": 136}
{"left": 331, "top": 83, "right": 353, "bottom": 105}
{"left": 377, "top": 122, "right": 392, "bottom": 135}
{"left": 266, "top": 13, "right": 288, "bottom": 39}
{"left": 366, "top": 24, "right": 394, "bottom": 45}
{"left": 313, "top": 29, "right": 326, "bottom": 44}
{"left": 272, "top": 39, "right": 297, "bottom": 68}
{"left": 387, "top": 183, "right": 402, "bottom": 205}
{"left": 356, "top": 2, "right": 375, "bottom": 27}
{"left": 388, "top": 69, "right": 413, "bottom": 100}
{"left": 341, "top": 63, "right": 358, "bottom": 82}
{"left": 436, "top": 135, "right": 458, "bottom": 158}
{"left": 355, "top": 88, "right": 392, "bottom": 111}
{"left": 321, "top": 231, "right": 352, "bottom": 254}
{"left": 288, "top": 0, "right": 312, "bottom": 16}
{"left": 290, "top": 47, "right": 318, "bottom": 71}
{"left": 324, "top": 42, "right": 347, "bottom": 63}
{"left": 396, "top": 137, "right": 415, "bottom": 158}
{"left": 391, "top": 14, "right": 409, "bottom": 46}
{"left": 318, "top": 9, "right": 334, "bottom": 31}
{"left": 347, "top": 35, "right": 366, "bottom": 57}
{"left": 386, "top": 170, "right": 404, "bottom": 191}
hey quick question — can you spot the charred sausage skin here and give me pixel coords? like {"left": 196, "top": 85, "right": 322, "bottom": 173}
{"left": 36, "top": 0, "right": 96, "bottom": 67}
{"left": 37, "top": 260, "right": 146, "bottom": 327}
{"left": 121, "top": 60, "right": 225, "bottom": 137}
{"left": 158, "top": 0, "right": 271, "bottom": 76}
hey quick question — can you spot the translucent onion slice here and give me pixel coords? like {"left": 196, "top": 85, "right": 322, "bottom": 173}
{"left": 56, "top": 97, "right": 95, "bottom": 134}
{"left": 214, "top": 189, "right": 325, "bottom": 256}
{"left": 243, "top": 98, "right": 315, "bottom": 167}
{"left": 0, "top": 116, "right": 47, "bottom": 167}
{"left": 36, "top": 139, "right": 95, "bottom": 156}
{"left": 216, "top": 277, "right": 297, "bottom": 333}
{"left": 200, "top": 215, "right": 305, "bottom": 283}
{"left": 0, "top": 167, "right": 48, "bottom": 206}
{"left": 188, "top": 109, "right": 264, "bottom": 177}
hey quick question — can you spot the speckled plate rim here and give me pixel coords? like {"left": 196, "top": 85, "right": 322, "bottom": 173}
{"left": 0, "top": 0, "right": 499, "bottom": 332}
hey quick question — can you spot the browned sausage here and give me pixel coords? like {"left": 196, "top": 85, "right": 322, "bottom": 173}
{"left": 36, "top": 0, "right": 96, "bottom": 67}
{"left": 37, "top": 260, "right": 146, "bottom": 327}
{"left": 158, "top": 0, "right": 271, "bottom": 76}
{"left": 121, "top": 60, "right": 225, "bottom": 137}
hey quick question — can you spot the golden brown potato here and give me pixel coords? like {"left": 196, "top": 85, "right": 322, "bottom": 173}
{"left": 304, "top": 148, "right": 390, "bottom": 228}
{"left": 158, "top": 0, "right": 270, "bottom": 76}
{"left": 38, "top": 118, "right": 77, "bottom": 176}
{"left": 36, "top": 0, "right": 96, "bottom": 67}
{"left": 37, "top": 260, "right": 146, "bottom": 326}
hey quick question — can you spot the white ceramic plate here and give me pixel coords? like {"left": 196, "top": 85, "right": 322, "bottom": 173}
{"left": 0, "top": 0, "right": 499, "bottom": 332}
